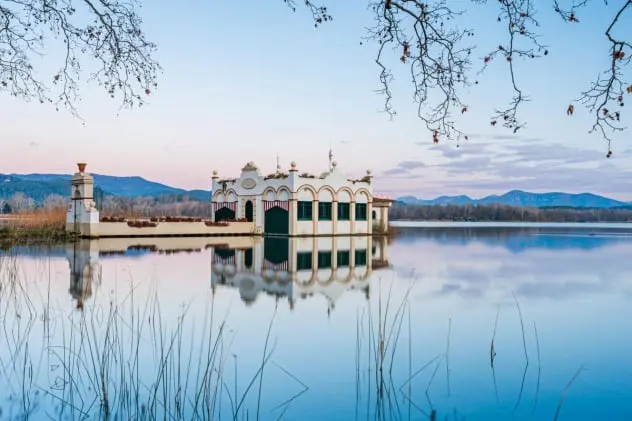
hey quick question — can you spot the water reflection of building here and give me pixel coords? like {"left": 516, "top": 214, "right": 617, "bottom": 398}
{"left": 211, "top": 236, "right": 391, "bottom": 310}
{"left": 66, "top": 241, "right": 101, "bottom": 309}
{"left": 65, "top": 236, "right": 390, "bottom": 310}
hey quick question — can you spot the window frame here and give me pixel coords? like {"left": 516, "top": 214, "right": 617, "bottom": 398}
{"left": 337, "top": 202, "right": 350, "bottom": 221}
{"left": 297, "top": 201, "right": 313, "bottom": 221}
{"left": 355, "top": 203, "right": 368, "bottom": 221}
{"left": 318, "top": 201, "right": 333, "bottom": 221}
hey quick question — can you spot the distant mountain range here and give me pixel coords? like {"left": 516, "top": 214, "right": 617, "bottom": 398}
{"left": 1, "top": 173, "right": 630, "bottom": 209}
{"left": 397, "top": 190, "right": 631, "bottom": 209}
{"left": 1, "top": 173, "right": 208, "bottom": 203}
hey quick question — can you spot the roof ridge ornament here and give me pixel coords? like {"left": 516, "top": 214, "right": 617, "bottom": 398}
{"left": 242, "top": 161, "right": 258, "bottom": 172}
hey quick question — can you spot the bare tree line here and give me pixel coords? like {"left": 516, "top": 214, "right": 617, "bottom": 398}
{"left": 5, "top": 192, "right": 632, "bottom": 222}
{"left": 390, "top": 202, "right": 632, "bottom": 222}
{"left": 100, "top": 195, "right": 211, "bottom": 217}
{"left": 0, "top": 192, "right": 211, "bottom": 217}
{"left": 1, "top": 192, "right": 66, "bottom": 213}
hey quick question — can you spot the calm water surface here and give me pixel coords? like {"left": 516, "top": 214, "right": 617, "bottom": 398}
{"left": 1, "top": 226, "right": 631, "bottom": 420}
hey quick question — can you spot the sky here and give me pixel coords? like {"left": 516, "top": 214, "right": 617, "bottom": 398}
{"left": 1, "top": 0, "right": 631, "bottom": 200}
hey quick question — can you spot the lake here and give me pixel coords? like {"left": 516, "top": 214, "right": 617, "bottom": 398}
{"left": 1, "top": 225, "right": 631, "bottom": 420}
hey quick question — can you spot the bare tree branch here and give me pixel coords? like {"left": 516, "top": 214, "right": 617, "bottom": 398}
{"left": 294, "top": 0, "right": 630, "bottom": 153}
{"left": 0, "top": 0, "right": 159, "bottom": 117}
{"left": 555, "top": 0, "right": 631, "bottom": 155}
{"left": 0, "top": 0, "right": 630, "bottom": 155}
{"left": 284, "top": 0, "right": 332, "bottom": 27}
{"left": 482, "top": 0, "right": 547, "bottom": 134}
{"left": 365, "top": 0, "right": 475, "bottom": 142}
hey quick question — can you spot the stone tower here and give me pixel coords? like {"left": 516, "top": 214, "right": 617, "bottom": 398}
{"left": 66, "top": 163, "right": 100, "bottom": 237}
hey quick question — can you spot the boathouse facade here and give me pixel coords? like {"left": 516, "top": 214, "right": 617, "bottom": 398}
{"left": 211, "top": 160, "right": 390, "bottom": 236}
{"left": 64, "top": 162, "right": 392, "bottom": 238}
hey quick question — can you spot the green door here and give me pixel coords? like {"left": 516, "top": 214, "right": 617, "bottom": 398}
{"left": 264, "top": 207, "right": 289, "bottom": 236}
{"left": 215, "top": 207, "right": 235, "bottom": 221}
{"left": 245, "top": 201, "right": 254, "bottom": 222}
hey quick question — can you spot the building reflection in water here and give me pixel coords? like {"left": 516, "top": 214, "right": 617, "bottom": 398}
{"left": 211, "top": 236, "right": 391, "bottom": 311}
{"left": 65, "top": 236, "right": 390, "bottom": 310}
{"left": 66, "top": 240, "right": 101, "bottom": 310}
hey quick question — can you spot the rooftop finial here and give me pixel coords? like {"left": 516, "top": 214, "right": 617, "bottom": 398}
{"left": 328, "top": 143, "right": 334, "bottom": 171}
{"left": 276, "top": 152, "right": 281, "bottom": 173}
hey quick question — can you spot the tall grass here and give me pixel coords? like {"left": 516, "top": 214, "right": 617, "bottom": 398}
{"left": 1, "top": 207, "right": 70, "bottom": 241}
{"left": 0, "top": 252, "right": 294, "bottom": 420}
{"left": 6, "top": 208, "right": 67, "bottom": 230}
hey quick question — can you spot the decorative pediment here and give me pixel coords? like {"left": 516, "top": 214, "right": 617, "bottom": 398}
{"left": 241, "top": 161, "right": 259, "bottom": 172}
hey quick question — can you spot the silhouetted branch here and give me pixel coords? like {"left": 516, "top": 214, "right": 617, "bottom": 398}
{"left": 2, "top": 0, "right": 630, "bottom": 150}
{"left": 294, "top": 0, "right": 630, "bottom": 150}
{"left": 0, "top": 0, "right": 159, "bottom": 116}
{"left": 483, "top": 0, "right": 546, "bottom": 133}
{"left": 284, "top": 0, "right": 331, "bottom": 27}
{"left": 554, "top": 0, "right": 632, "bottom": 155}
{"left": 366, "top": 0, "right": 475, "bottom": 141}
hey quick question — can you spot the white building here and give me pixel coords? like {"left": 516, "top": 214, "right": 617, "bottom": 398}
{"left": 210, "top": 159, "right": 391, "bottom": 236}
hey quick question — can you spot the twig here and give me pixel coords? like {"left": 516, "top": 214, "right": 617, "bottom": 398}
{"left": 532, "top": 321, "right": 541, "bottom": 414}
{"left": 446, "top": 317, "right": 451, "bottom": 397}
{"left": 553, "top": 366, "right": 585, "bottom": 421}
{"left": 512, "top": 292, "right": 529, "bottom": 365}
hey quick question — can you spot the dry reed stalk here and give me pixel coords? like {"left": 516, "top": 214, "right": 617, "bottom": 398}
{"left": 9, "top": 208, "right": 67, "bottom": 230}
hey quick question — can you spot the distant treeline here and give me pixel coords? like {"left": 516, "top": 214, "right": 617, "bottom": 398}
{"left": 0, "top": 192, "right": 209, "bottom": 217}
{"left": 100, "top": 195, "right": 210, "bottom": 217}
{"left": 390, "top": 203, "right": 632, "bottom": 222}
{"left": 5, "top": 192, "right": 632, "bottom": 222}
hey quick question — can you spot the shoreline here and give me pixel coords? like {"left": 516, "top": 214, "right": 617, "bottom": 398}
{"left": 0, "top": 226, "right": 76, "bottom": 244}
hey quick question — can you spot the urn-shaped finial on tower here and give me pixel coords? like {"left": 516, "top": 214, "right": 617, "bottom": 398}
{"left": 77, "top": 163, "right": 87, "bottom": 173}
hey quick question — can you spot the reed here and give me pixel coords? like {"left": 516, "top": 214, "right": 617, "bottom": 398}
{"left": 7, "top": 208, "right": 67, "bottom": 230}
{"left": 0, "top": 252, "right": 290, "bottom": 420}
{"left": 1, "top": 250, "right": 593, "bottom": 421}
{"left": 1, "top": 207, "right": 71, "bottom": 241}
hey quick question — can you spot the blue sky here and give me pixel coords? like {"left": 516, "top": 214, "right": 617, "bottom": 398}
{"left": 1, "top": 0, "right": 631, "bottom": 199}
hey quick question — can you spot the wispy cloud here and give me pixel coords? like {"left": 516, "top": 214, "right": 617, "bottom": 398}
{"left": 381, "top": 159, "right": 426, "bottom": 177}
{"left": 398, "top": 160, "right": 426, "bottom": 170}
{"left": 379, "top": 137, "right": 632, "bottom": 200}
{"left": 383, "top": 167, "right": 409, "bottom": 176}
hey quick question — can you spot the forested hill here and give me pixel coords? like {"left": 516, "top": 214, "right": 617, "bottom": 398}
{"left": 1, "top": 173, "right": 209, "bottom": 203}
{"left": 397, "top": 190, "right": 629, "bottom": 208}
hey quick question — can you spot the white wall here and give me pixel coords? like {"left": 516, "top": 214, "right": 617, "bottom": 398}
{"left": 211, "top": 161, "right": 374, "bottom": 236}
